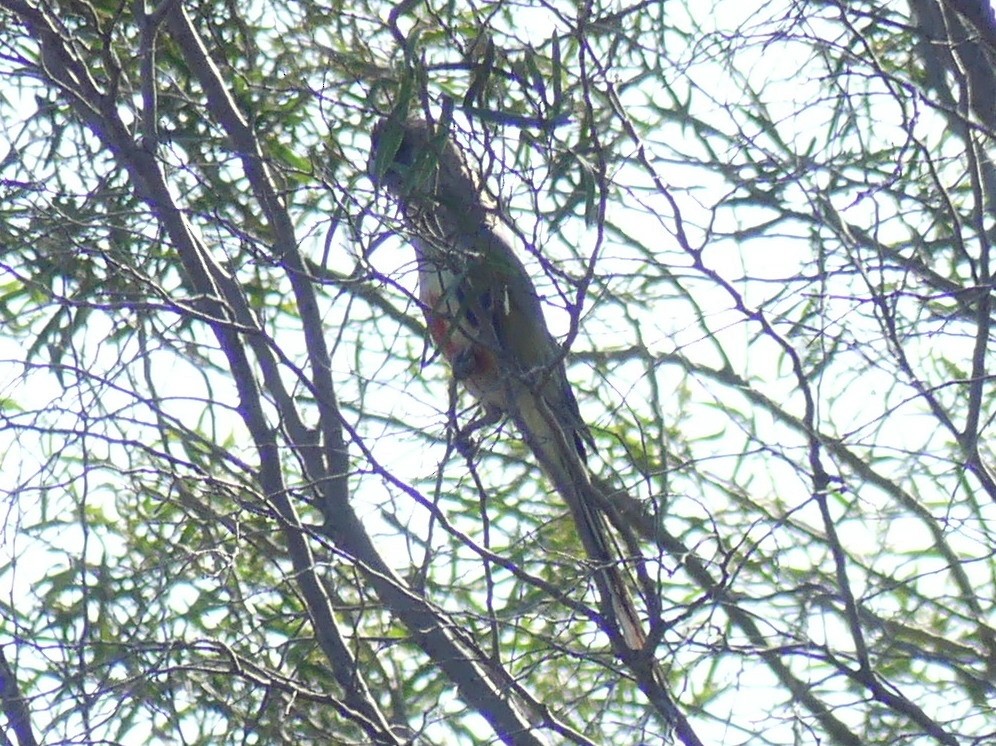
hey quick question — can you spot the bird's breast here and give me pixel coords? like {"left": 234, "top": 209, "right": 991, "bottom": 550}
{"left": 418, "top": 264, "right": 507, "bottom": 409}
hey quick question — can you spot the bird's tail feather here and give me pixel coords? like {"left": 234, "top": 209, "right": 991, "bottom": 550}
{"left": 513, "top": 390, "right": 646, "bottom": 651}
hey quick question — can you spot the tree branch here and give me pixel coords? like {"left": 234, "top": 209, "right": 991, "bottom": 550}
{"left": 0, "top": 646, "right": 38, "bottom": 746}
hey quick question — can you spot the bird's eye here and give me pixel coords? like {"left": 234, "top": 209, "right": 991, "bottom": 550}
{"left": 392, "top": 137, "right": 414, "bottom": 167}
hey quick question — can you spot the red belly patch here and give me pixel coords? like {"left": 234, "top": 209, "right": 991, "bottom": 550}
{"left": 423, "top": 292, "right": 499, "bottom": 384}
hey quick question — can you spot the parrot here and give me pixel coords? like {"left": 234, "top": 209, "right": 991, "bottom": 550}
{"left": 369, "top": 116, "right": 645, "bottom": 651}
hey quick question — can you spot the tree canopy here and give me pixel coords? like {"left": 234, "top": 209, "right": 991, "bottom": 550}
{"left": 0, "top": 0, "right": 993, "bottom": 744}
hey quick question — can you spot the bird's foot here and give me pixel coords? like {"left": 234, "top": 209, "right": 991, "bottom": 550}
{"left": 454, "top": 405, "right": 502, "bottom": 460}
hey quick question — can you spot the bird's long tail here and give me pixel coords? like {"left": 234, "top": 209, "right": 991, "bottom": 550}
{"left": 569, "top": 480, "right": 647, "bottom": 651}
{"left": 512, "top": 391, "right": 646, "bottom": 651}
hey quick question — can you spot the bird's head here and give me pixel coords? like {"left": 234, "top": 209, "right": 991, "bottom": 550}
{"left": 368, "top": 116, "right": 482, "bottom": 217}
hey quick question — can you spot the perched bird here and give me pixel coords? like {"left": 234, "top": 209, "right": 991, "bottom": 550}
{"left": 368, "top": 116, "right": 595, "bottom": 461}
{"left": 369, "top": 116, "right": 645, "bottom": 650}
